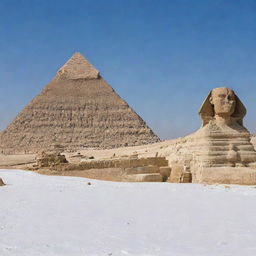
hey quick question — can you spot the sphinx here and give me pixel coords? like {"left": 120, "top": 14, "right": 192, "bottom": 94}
{"left": 168, "top": 87, "right": 256, "bottom": 184}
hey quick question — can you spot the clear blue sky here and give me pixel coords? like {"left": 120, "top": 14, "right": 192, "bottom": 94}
{"left": 0, "top": 0, "right": 256, "bottom": 139}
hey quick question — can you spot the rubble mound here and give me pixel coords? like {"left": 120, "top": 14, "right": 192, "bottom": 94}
{"left": 37, "top": 151, "right": 68, "bottom": 167}
{"left": 0, "top": 178, "right": 5, "bottom": 186}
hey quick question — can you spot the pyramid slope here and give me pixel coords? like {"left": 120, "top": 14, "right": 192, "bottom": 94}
{"left": 0, "top": 54, "right": 160, "bottom": 153}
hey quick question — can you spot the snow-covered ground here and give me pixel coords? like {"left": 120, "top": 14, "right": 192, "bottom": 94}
{"left": 1, "top": 169, "right": 256, "bottom": 256}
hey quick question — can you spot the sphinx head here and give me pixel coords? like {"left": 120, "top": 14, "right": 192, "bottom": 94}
{"left": 210, "top": 87, "right": 236, "bottom": 117}
{"left": 199, "top": 87, "right": 246, "bottom": 127}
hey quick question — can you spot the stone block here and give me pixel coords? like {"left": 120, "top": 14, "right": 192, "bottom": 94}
{"left": 124, "top": 173, "right": 163, "bottom": 182}
{"left": 168, "top": 164, "right": 184, "bottom": 183}
{"left": 159, "top": 166, "right": 171, "bottom": 181}
{"left": 181, "top": 172, "right": 192, "bottom": 183}
{"left": 0, "top": 178, "right": 5, "bottom": 186}
{"left": 125, "top": 166, "right": 159, "bottom": 175}
{"left": 199, "top": 167, "right": 256, "bottom": 185}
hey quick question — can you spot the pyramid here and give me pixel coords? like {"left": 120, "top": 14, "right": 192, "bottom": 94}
{"left": 0, "top": 53, "right": 160, "bottom": 154}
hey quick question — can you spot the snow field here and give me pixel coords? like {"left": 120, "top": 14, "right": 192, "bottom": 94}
{"left": 1, "top": 169, "right": 256, "bottom": 256}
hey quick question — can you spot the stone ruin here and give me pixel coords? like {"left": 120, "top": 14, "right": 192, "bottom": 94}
{"left": 0, "top": 52, "right": 160, "bottom": 154}
{"left": 167, "top": 87, "right": 256, "bottom": 185}
{"left": 54, "top": 156, "right": 171, "bottom": 182}
{"left": 36, "top": 151, "right": 68, "bottom": 168}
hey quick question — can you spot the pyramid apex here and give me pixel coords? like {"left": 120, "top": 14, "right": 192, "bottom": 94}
{"left": 57, "top": 52, "right": 99, "bottom": 80}
{"left": 72, "top": 52, "right": 83, "bottom": 56}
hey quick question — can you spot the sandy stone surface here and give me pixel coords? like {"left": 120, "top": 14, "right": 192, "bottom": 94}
{"left": 37, "top": 168, "right": 125, "bottom": 182}
{"left": 0, "top": 154, "right": 36, "bottom": 167}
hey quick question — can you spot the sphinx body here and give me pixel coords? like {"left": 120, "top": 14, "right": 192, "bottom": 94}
{"left": 167, "top": 87, "right": 256, "bottom": 184}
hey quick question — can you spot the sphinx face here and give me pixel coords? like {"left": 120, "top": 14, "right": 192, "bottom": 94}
{"left": 210, "top": 87, "right": 236, "bottom": 117}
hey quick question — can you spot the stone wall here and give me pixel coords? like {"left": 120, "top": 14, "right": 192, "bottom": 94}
{"left": 57, "top": 157, "right": 168, "bottom": 171}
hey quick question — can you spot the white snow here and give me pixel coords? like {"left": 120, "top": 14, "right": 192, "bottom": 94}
{"left": 1, "top": 169, "right": 256, "bottom": 256}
